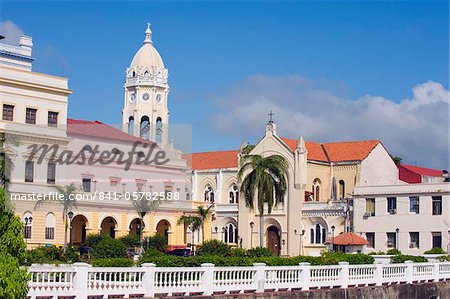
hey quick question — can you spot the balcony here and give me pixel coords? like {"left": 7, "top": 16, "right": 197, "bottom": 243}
{"left": 302, "top": 200, "right": 347, "bottom": 217}
{"left": 215, "top": 203, "right": 238, "bottom": 217}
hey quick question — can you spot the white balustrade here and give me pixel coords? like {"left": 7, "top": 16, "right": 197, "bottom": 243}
{"left": 27, "top": 261, "right": 450, "bottom": 299}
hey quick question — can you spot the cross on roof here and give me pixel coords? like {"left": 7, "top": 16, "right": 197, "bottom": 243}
{"left": 268, "top": 110, "right": 275, "bottom": 123}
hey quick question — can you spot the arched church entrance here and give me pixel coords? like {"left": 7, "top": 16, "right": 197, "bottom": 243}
{"left": 266, "top": 226, "right": 281, "bottom": 256}
{"left": 156, "top": 220, "right": 171, "bottom": 241}
{"left": 100, "top": 217, "right": 117, "bottom": 238}
{"left": 71, "top": 215, "right": 88, "bottom": 245}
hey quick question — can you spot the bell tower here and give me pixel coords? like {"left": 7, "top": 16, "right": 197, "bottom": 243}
{"left": 122, "top": 23, "right": 169, "bottom": 145}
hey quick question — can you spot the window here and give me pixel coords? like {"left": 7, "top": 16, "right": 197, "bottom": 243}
{"left": 387, "top": 232, "right": 396, "bottom": 248}
{"left": 156, "top": 117, "right": 162, "bottom": 143}
{"left": 229, "top": 184, "right": 239, "bottom": 204}
{"left": 432, "top": 232, "right": 442, "bottom": 249}
{"left": 2, "top": 104, "right": 14, "bottom": 121}
{"left": 128, "top": 116, "right": 134, "bottom": 135}
{"left": 140, "top": 116, "right": 150, "bottom": 140}
{"left": 26, "top": 108, "right": 37, "bottom": 124}
{"left": 310, "top": 223, "right": 326, "bottom": 244}
{"left": 409, "top": 197, "right": 420, "bottom": 214}
{"left": 47, "top": 163, "right": 56, "bottom": 184}
{"left": 25, "top": 161, "right": 34, "bottom": 182}
{"left": 82, "top": 178, "right": 91, "bottom": 192}
{"left": 48, "top": 111, "right": 58, "bottom": 127}
{"left": 387, "top": 197, "right": 397, "bottom": 214}
{"left": 366, "top": 232, "right": 375, "bottom": 248}
{"left": 45, "top": 213, "right": 56, "bottom": 240}
{"left": 432, "top": 196, "right": 442, "bottom": 215}
{"left": 365, "top": 198, "right": 375, "bottom": 216}
{"left": 312, "top": 178, "right": 321, "bottom": 201}
{"left": 204, "top": 185, "right": 214, "bottom": 203}
{"left": 23, "top": 212, "right": 33, "bottom": 239}
{"left": 409, "top": 232, "right": 419, "bottom": 249}
{"left": 223, "top": 223, "right": 238, "bottom": 244}
{"left": 338, "top": 180, "right": 345, "bottom": 199}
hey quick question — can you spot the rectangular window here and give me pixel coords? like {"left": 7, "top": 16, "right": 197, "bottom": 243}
{"left": 409, "top": 197, "right": 420, "bottom": 214}
{"left": 26, "top": 108, "right": 37, "bottom": 124}
{"left": 45, "top": 227, "right": 55, "bottom": 240}
{"left": 24, "top": 226, "right": 32, "bottom": 239}
{"left": 366, "top": 232, "right": 375, "bottom": 248}
{"left": 48, "top": 111, "right": 58, "bottom": 127}
{"left": 82, "top": 178, "right": 91, "bottom": 192}
{"left": 387, "top": 197, "right": 397, "bottom": 214}
{"left": 387, "top": 232, "right": 396, "bottom": 248}
{"left": 2, "top": 104, "right": 14, "bottom": 121}
{"left": 25, "top": 161, "right": 34, "bottom": 182}
{"left": 432, "top": 196, "right": 442, "bottom": 215}
{"left": 47, "top": 163, "right": 56, "bottom": 184}
{"left": 432, "top": 232, "right": 442, "bottom": 249}
{"left": 365, "top": 198, "right": 375, "bottom": 216}
{"left": 409, "top": 232, "right": 419, "bottom": 248}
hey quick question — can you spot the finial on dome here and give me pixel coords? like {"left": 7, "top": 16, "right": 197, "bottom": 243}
{"left": 144, "top": 22, "right": 153, "bottom": 44}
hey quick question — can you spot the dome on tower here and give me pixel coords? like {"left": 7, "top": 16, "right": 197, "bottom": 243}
{"left": 129, "top": 23, "right": 165, "bottom": 71}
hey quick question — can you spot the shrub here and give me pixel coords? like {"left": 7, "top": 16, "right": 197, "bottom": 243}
{"left": 246, "top": 247, "right": 272, "bottom": 257}
{"left": 230, "top": 247, "right": 247, "bottom": 257}
{"left": 391, "top": 255, "right": 427, "bottom": 263}
{"left": 85, "top": 233, "right": 109, "bottom": 247}
{"left": 64, "top": 246, "right": 81, "bottom": 263}
{"left": 93, "top": 237, "right": 127, "bottom": 259}
{"left": 368, "top": 251, "right": 386, "bottom": 255}
{"left": 424, "top": 247, "right": 446, "bottom": 254}
{"left": 197, "top": 240, "right": 231, "bottom": 256}
{"left": 437, "top": 255, "right": 450, "bottom": 262}
{"left": 91, "top": 258, "right": 134, "bottom": 267}
{"left": 144, "top": 235, "right": 168, "bottom": 252}
{"left": 142, "top": 248, "right": 165, "bottom": 259}
{"left": 119, "top": 234, "right": 141, "bottom": 248}
{"left": 386, "top": 249, "right": 402, "bottom": 255}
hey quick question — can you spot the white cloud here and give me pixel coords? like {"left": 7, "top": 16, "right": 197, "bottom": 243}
{"left": 208, "top": 75, "right": 450, "bottom": 169}
{"left": 0, "top": 21, "right": 24, "bottom": 46}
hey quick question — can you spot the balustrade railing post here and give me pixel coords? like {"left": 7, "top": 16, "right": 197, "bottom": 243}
{"left": 375, "top": 263, "right": 383, "bottom": 286}
{"left": 72, "top": 262, "right": 91, "bottom": 299}
{"left": 405, "top": 261, "right": 413, "bottom": 284}
{"left": 253, "top": 263, "right": 266, "bottom": 293}
{"left": 141, "top": 263, "right": 156, "bottom": 298}
{"left": 432, "top": 261, "right": 439, "bottom": 282}
{"left": 299, "top": 262, "right": 311, "bottom": 290}
{"left": 338, "top": 262, "right": 349, "bottom": 288}
{"left": 201, "top": 263, "right": 215, "bottom": 296}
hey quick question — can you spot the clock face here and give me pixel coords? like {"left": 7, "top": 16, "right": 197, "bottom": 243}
{"left": 142, "top": 93, "right": 150, "bottom": 102}
{"left": 129, "top": 93, "right": 136, "bottom": 103}
{"left": 156, "top": 94, "right": 162, "bottom": 103}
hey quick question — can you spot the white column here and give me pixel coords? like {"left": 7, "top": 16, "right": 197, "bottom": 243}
{"left": 141, "top": 263, "right": 156, "bottom": 297}
{"left": 72, "top": 262, "right": 91, "bottom": 299}
{"left": 375, "top": 263, "right": 383, "bottom": 286}
{"left": 299, "top": 262, "right": 311, "bottom": 290}
{"left": 253, "top": 263, "right": 266, "bottom": 293}
{"left": 338, "top": 262, "right": 349, "bottom": 288}
{"left": 201, "top": 263, "right": 215, "bottom": 295}
{"left": 405, "top": 260, "right": 413, "bottom": 284}
{"left": 432, "top": 261, "right": 439, "bottom": 282}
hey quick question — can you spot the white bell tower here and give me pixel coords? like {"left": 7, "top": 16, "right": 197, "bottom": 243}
{"left": 122, "top": 23, "right": 170, "bottom": 145}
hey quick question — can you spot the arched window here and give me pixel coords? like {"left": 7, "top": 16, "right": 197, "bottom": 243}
{"left": 45, "top": 213, "right": 56, "bottom": 240}
{"left": 339, "top": 180, "right": 345, "bottom": 199}
{"left": 156, "top": 117, "right": 162, "bottom": 143}
{"left": 204, "top": 185, "right": 214, "bottom": 203}
{"left": 23, "top": 212, "right": 33, "bottom": 239}
{"left": 223, "top": 222, "right": 238, "bottom": 244}
{"left": 310, "top": 223, "right": 326, "bottom": 244}
{"left": 128, "top": 116, "right": 134, "bottom": 135}
{"left": 185, "top": 187, "right": 190, "bottom": 201}
{"left": 313, "top": 178, "right": 321, "bottom": 201}
{"left": 132, "top": 71, "right": 136, "bottom": 77}
{"left": 144, "top": 70, "right": 149, "bottom": 76}
{"left": 140, "top": 116, "right": 150, "bottom": 140}
{"left": 229, "top": 184, "right": 239, "bottom": 204}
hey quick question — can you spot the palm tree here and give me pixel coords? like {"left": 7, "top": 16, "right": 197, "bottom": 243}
{"left": 0, "top": 134, "right": 19, "bottom": 191}
{"left": 177, "top": 205, "right": 213, "bottom": 244}
{"left": 132, "top": 198, "right": 160, "bottom": 246}
{"left": 197, "top": 205, "right": 213, "bottom": 243}
{"left": 238, "top": 154, "right": 288, "bottom": 247}
{"left": 177, "top": 214, "right": 202, "bottom": 249}
{"left": 35, "top": 183, "right": 77, "bottom": 248}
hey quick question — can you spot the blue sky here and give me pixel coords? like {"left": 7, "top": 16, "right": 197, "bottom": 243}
{"left": 1, "top": 1, "right": 449, "bottom": 168}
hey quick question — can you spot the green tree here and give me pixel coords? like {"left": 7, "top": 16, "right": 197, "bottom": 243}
{"left": 35, "top": 184, "right": 77, "bottom": 248}
{"left": 132, "top": 198, "right": 160, "bottom": 245}
{"left": 0, "top": 188, "right": 29, "bottom": 298}
{"left": 0, "top": 134, "right": 19, "bottom": 191}
{"left": 392, "top": 156, "right": 402, "bottom": 166}
{"left": 177, "top": 205, "right": 213, "bottom": 245}
{"left": 238, "top": 154, "right": 288, "bottom": 247}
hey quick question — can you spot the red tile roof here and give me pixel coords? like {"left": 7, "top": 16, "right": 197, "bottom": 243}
{"left": 183, "top": 150, "right": 240, "bottom": 170}
{"left": 399, "top": 164, "right": 443, "bottom": 177}
{"left": 325, "top": 232, "right": 369, "bottom": 246}
{"left": 281, "top": 138, "right": 329, "bottom": 162}
{"left": 67, "top": 118, "right": 154, "bottom": 144}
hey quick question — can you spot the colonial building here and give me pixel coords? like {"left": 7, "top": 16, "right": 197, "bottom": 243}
{"left": 187, "top": 120, "right": 399, "bottom": 256}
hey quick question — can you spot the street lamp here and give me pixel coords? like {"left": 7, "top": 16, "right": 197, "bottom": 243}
{"left": 395, "top": 228, "right": 400, "bottom": 250}
{"left": 331, "top": 225, "right": 336, "bottom": 252}
{"left": 250, "top": 222, "right": 255, "bottom": 248}
{"left": 68, "top": 211, "right": 74, "bottom": 246}
{"left": 24, "top": 216, "right": 32, "bottom": 263}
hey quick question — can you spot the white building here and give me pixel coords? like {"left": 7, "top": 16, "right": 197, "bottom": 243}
{"left": 353, "top": 183, "right": 450, "bottom": 254}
